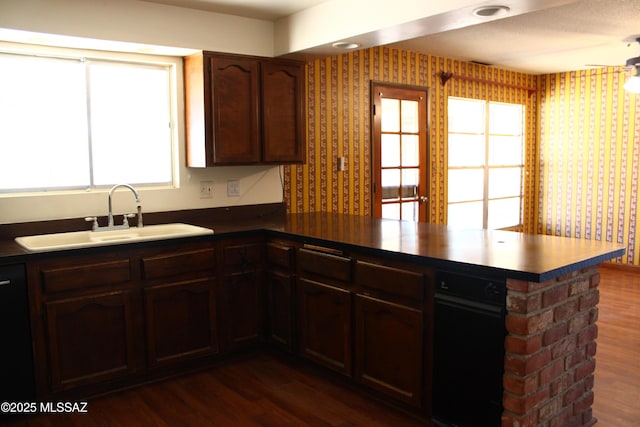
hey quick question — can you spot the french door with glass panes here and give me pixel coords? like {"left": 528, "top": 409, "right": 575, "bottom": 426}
{"left": 371, "top": 83, "right": 429, "bottom": 221}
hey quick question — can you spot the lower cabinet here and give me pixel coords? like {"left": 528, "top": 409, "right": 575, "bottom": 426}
{"left": 266, "top": 241, "right": 296, "bottom": 352}
{"left": 144, "top": 278, "right": 218, "bottom": 369}
{"left": 297, "top": 278, "right": 352, "bottom": 376}
{"left": 44, "top": 290, "right": 142, "bottom": 392}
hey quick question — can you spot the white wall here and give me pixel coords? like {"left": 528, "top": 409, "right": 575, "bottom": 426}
{"left": 0, "top": 0, "right": 285, "bottom": 224}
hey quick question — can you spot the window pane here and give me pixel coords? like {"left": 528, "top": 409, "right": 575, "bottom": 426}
{"left": 448, "top": 202, "right": 483, "bottom": 229}
{"left": 0, "top": 54, "right": 90, "bottom": 190}
{"left": 448, "top": 98, "right": 484, "bottom": 133}
{"left": 488, "top": 167, "right": 522, "bottom": 199}
{"left": 401, "top": 135, "right": 419, "bottom": 166}
{"left": 381, "top": 169, "right": 400, "bottom": 200}
{"left": 89, "top": 61, "right": 172, "bottom": 186}
{"left": 382, "top": 203, "right": 400, "bottom": 220}
{"left": 488, "top": 197, "right": 522, "bottom": 229}
{"left": 381, "top": 134, "right": 400, "bottom": 167}
{"left": 381, "top": 98, "right": 399, "bottom": 132}
{"left": 489, "top": 136, "right": 523, "bottom": 166}
{"left": 402, "top": 168, "right": 419, "bottom": 199}
{"left": 401, "top": 100, "right": 418, "bottom": 133}
{"left": 448, "top": 134, "right": 484, "bottom": 167}
{"left": 448, "top": 169, "right": 483, "bottom": 203}
{"left": 401, "top": 201, "right": 418, "bottom": 221}
{"left": 489, "top": 103, "right": 523, "bottom": 134}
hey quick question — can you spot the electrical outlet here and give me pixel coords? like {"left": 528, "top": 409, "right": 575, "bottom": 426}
{"left": 199, "top": 180, "right": 213, "bottom": 199}
{"left": 227, "top": 179, "right": 240, "bottom": 197}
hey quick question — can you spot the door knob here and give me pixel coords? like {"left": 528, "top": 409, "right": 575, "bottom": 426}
{"left": 419, "top": 196, "right": 428, "bottom": 203}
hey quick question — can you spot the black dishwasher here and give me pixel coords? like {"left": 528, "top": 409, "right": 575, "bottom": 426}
{"left": 432, "top": 271, "right": 506, "bottom": 427}
{"left": 0, "top": 264, "right": 35, "bottom": 403}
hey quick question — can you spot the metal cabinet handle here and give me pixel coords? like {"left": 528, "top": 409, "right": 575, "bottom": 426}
{"left": 0, "top": 280, "right": 10, "bottom": 286}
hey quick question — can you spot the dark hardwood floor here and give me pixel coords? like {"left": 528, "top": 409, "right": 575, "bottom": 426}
{"left": 3, "top": 266, "right": 638, "bottom": 427}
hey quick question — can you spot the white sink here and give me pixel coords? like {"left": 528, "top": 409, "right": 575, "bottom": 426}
{"left": 15, "top": 223, "right": 214, "bottom": 252}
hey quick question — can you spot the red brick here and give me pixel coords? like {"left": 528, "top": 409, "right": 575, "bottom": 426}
{"left": 504, "top": 372, "right": 538, "bottom": 395}
{"left": 505, "top": 349, "right": 552, "bottom": 376}
{"left": 554, "top": 299, "right": 579, "bottom": 322}
{"left": 573, "top": 390, "right": 594, "bottom": 414}
{"left": 565, "top": 348, "right": 587, "bottom": 369}
{"left": 575, "top": 359, "right": 596, "bottom": 381}
{"left": 543, "top": 283, "right": 569, "bottom": 307}
{"left": 556, "top": 270, "right": 580, "bottom": 282}
{"left": 550, "top": 372, "right": 574, "bottom": 396}
{"left": 507, "top": 278, "right": 553, "bottom": 292}
{"left": 503, "top": 387, "right": 550, "bottom": 414}
{"left": 507, "top": 292, "right": 542, "bottom": 314}
{"left": 539, "top": 396, "right": 562, "bottom": 421}
{"left": 586, "top": 341, "right": 597, "bottom": 357}
{"left": 588, "top": 307, "right": 598, "bottom": 324}
{"left": 569, "top": 278, "right": 589, "bottom": 296}
{"left": 540, "top": 358, "right": 565, "bottom": 386}
{"left": 502, "top": 411, "right": 538, "bottom": 427}
{"left": 589, "top": 272, "right": 600, "bottom": 288}
{"left": 568, "top": 311, "right": 590, "bottom": 334}
{"left": 505, "top": 334, "right": 542, "bottom": 354}
{"left": 584, "top": 374, "right": 595, "bottom": 390}
{"left": 579, "top": 290, "right": 599, "bottom": 310}
{"left": 549, "top": 407, "right": 573, "bottom": 427}
{"left": 543, "top": 322, "right": 568, "bottom": 345}
{"left": 577, "top": 325, "right": 598, "bottom": 347}
{"left": 550, "top": 335, "right": 577, "bottom": 359}
{"left": 563, "top": 380, "right": 586, "bottom": 406}
{"left": 506, "top": 310, "right": 554, "bottom": 335}
{"left": 582, "top": 407, "right": 595, "bottom": 425}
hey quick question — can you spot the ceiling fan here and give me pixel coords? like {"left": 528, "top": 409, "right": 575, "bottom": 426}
{"left": 584, "top": 36, "right": 640, "bottom": 93}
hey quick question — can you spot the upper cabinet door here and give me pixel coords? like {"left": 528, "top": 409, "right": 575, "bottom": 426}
{"left": 261, "top": 61, "right": 305, "bottom": 163}
{"left": 209, "top": 55, "right": 261, "bottom": 164}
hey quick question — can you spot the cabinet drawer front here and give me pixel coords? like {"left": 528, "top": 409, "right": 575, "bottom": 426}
{"left": 41, "top": 260, "right": 131, "bottom": 293}
{"left": 298, "top": 248, "right": 351, "bottom": 283}
{"left": 223, "top": 243, "right": 263, "bottom": 273}
{"left": 142, "top": 249, "right": 215, "bottom": 280}
{"left": 355, "top": 261, "right": 424, "bottom": 302}
{"left": 267, "top": 242, "right": 294, "bottom": 269}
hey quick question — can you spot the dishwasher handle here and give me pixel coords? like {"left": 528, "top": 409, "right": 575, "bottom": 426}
{"left": 0, "top": 279, "right": 10, "bottom": 286}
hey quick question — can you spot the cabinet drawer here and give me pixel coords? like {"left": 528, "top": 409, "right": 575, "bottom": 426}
{"left": 142, "top": 249, "right": 215, "bottom": 280}
{"left": 41, "top": 259, "right": 131, "bottom": 294}
{"left": 355, "top": 261, "right": 424, "bottom": 302}
{"left": 223, "top": 243, "right": 263, "bottom": 273}
{"left": 267, "top": 242, "right": 294, "bottom": 269}
{"left": 298, "top": 248, "right": 351, "bottom": 283}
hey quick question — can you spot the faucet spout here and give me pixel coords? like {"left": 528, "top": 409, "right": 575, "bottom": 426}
{"left": 108, "top": 184, "right": 141, "bottom": 227}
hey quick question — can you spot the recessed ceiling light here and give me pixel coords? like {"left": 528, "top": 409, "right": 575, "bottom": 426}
{"left": 332, "top": 41, "right": 360, "bottom": 50}
{"left": 472, "top": 5, "right": 510, "bottom": 18}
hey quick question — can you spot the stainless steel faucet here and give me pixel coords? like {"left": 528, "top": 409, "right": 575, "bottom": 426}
{"left": 107, "top": 184, "right": 143, "bottom": 228}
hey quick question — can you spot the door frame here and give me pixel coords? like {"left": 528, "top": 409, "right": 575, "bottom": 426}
{"left": 370, "top": 81, "right": 431, "bottom": 221}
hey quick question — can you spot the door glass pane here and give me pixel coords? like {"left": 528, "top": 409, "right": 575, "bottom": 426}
{"left": 488, "top": 197, "right": 521, "bottom": 229}
{"left": 402, "top": 169, "right": 419, "bottom": 199}
{"left": 401, "top": 100, "right": 419, "bottom": 133}
{"left": 0, "top": 54, "right": 90, "bottom": 190}
{"left": 448, "top": 134, "right": 485, "bottom": 167}
{"left": 381, "top": 134, "right": 400, "bottom": 167}
{"left": 381, "top": 98, "right": 400, "bottom": 132}
{"left": 401, "top": 135, "right": 419, "bottom": 166}
{"left": 489, "top": 103, "right": 523, "bottom": 134}
{"left": 448, "top": 202, "right": 483, "bottom": 229}
{"left": 89, "top": 62, "right": 172, "bottom": 186}
{"left": 448, "top": 98, "right": 484, "bottom": 133}
{"left": 381, "top": 169, "right": 401, "bottom": 200}
{"left": 488, "top": 167, "right": 522, "bottom": 199}
{"left": 448, "top": 169, "right": 483, "bottom": 203}
{"left": 489, "top": 136, "right": 523, "bottom": 166}
{"left": 402, "top": 202, "right": 419, "bottom": 221}
{"left": 382, "top": 203, "right": 400, "bottom": 220}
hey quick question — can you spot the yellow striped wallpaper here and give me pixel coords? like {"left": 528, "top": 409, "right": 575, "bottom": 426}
{"left": 284, "top": 47, "right": 538, "bottom": 226}
{"left": 537, "top": 68, "right": 640, "bottom": 266}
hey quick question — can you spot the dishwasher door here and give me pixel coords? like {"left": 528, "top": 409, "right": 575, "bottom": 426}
{"left": 432, "top": 276, "right": 506, "bottom": 427}
{"left": 0, "top": 264, "right": 35, "bottom": 402}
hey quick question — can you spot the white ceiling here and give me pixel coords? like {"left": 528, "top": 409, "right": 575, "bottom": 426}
{"left": 142, "top": 0, "right": 640, "bottom": 74}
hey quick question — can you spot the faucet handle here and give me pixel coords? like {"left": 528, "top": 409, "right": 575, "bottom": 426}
{"left": 123, "top": 213, "right": 136, "bottom": 227}
{"left": 84, "top": 216, "right": 99, "bottom": 231}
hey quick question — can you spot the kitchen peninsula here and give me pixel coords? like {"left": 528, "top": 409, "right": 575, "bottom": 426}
{"left": 0, "top": 205, "right": 624, "bottom": 427}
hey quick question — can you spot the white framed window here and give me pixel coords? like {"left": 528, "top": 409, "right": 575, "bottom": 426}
{"left": 0, "top": 49, "right": 176, "bottom": 193}
{"left": 447, "top": 97, "right": 525, "bottom": 229}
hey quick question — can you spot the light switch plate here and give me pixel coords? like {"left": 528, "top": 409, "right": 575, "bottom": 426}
{"left": 199, "top": 180, "right": 213, "bottom": 199}
{"left": 227, "top": 179, "right": 240, "bottom": 197}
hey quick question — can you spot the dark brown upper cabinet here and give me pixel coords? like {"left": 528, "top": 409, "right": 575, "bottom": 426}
{"left": 184, "top": 51, "right": 306, "bottom": 167}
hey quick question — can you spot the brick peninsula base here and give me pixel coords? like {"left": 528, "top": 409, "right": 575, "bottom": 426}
{"left": 503, "top": 266, "right": 600, "bottom": 427}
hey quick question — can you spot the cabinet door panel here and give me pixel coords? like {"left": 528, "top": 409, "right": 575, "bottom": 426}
{"left": 144, "top": 278, "right": 218, "bottom": 368}
{"left": 267, "top": 270, "right": 294, "bottom": 352}
{"left": 220, "top": 272, "right": 265, "bottom": 351}
{"left": 298, "top": 278, "right": 352, "bottom": 376}
{"left": 210, "top": 56, "right": 260, "bottom": 164}
{"left": 45, "top": 291, "right": 141, "bottom": 391}
{"left": 355, "top": 294, "right": 424, "bottom": 408}
{"left": 261, "top": 61, "right": 304, "bottom": 163}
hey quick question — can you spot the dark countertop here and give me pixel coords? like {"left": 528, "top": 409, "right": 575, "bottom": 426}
{"left": 0, "top": 207, "right": 625, "bottom": 282}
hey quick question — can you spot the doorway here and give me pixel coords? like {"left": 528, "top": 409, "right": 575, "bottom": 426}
{"left": 371, "top": 82, "right": 429, "bottom": 221}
